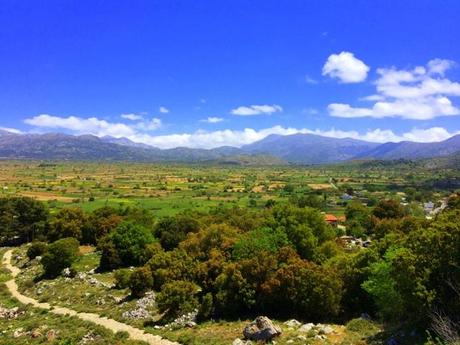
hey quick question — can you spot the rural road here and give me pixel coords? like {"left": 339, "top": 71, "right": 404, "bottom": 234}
{"left": 2, "top": 249, "right": 179, "bottom": 345}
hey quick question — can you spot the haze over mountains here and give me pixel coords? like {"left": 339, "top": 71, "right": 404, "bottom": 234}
{"left": 0, "top": 129, "right": 459, "bottom": 164}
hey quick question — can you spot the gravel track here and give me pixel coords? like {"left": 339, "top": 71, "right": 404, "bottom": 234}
{"left": 2, "top": 249, "right": 179, "bottom": 345}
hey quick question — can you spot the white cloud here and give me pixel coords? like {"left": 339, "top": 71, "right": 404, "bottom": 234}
{"left": 121, "top": 113, "right": 143, "bottom": 121}
{"left": 24, "top": 114, "right": 161, "bottom": 138}
{"left": 24, "top": 114, "right": 137, "bottom": 137}
{"left": 0, "top": 127, "right": 22, "bottom": 134}
{"left": 201, "top": 117, "right": 224, "bottom": 123}
{"left": 328, "top": 58, "right": 460, "bottom": 119}
{"left": 322, "top": 51, "right": 370, "bottom": 83}
{"left": 427, "top": 58, "right": 455, "bottom": 76}
{"left": 139, "top": 118, "right": 162, "bottom": 131}
{"left": 159, "top": 106, "right": 169, "bottom": 114}
{"left": 137, "top": 126, "right": 460, "bottom": 149}
{"left": 231, "top": 104, "right": 283, "bottom": 116}
{"left": 22, "top": 115, "right": 460, "bottom": 149}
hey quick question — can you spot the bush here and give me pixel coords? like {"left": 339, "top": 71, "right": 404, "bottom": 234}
{"left": 98, "top": 238, "right": 122, "bottom": 271}
{"left": 41, "top": 237, "right": 80, "bottom": 278}
{"left": 129, "top": 266, "right": 153, "bottom": 297}
{"left": 27, "top": 241, "right": 48, "bottom": 260}
{"left": 232, "top": 227, "right": 289, "bottom": 260}
{"left": 99, "top": 222, "right": 156, "bottom": 270}
{"left": 156, "top": 280, "right": 200, "bottom": 320}
{"left": 197, "top": 293, "right": 214, "bottom": 321}
{"left": 114, "top": 268, "right": 132, "bottom": 289}
{"left": 0, "top": 196, "right": 49, "bottom": 244}
{"left": 48, "top": 207, "right": 88, "bottom": 242}
{"left": 154, "top": 215, "right": 200, "bottom": 250}
{"left": 346, "top": 318, "right": 380, "bottom": 337}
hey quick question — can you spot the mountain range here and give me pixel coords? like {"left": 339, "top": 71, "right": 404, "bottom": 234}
{"left": 0, "top": 129, "right": 459, "bottom": 165}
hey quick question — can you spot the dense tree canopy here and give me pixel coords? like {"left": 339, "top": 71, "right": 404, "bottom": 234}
{"left": 0, "top": 196, "right": 49, "bottom": 244}
{"left": 6, "top": 191, "right": 459, "bottom": 336}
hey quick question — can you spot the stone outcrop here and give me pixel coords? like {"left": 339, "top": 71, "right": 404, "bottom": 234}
{"left": 243, "top": 316, "right": 281, "bottom": 341}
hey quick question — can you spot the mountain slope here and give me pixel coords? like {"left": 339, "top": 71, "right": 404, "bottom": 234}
{"left": 0, "top": 130, "right": 459, "bottom": 164}
{"left": 241, "top": 133, "right": 380, "bottom": 164}
{"left": 357, "top": 134, "right": 460, "bottom": 159}
{"left": 0, "top": 132, "right": 245, "bottom": 162}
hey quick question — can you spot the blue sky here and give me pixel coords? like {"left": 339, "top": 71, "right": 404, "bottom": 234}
{"left": 1, "top": 0, "right": 460, "bottom": 148}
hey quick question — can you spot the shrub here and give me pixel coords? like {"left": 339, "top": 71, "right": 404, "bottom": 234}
{"left": 114, "top": 268, "right": 132, "bottom": 289}
{"left": 41, "top": 237, "right": 80, "bottom": 278}
{"left": 27, "top": 241, "right": 48, "bottom": 260}
{"left": 197, "top": 293, "right": 214, "bottom": 321}
{"left": 260, "top": 258, "right": 343, "bottom": 320}
{"left": 99, "top": 222, "right": 156, "bottom": 270}
{"left": 48, "top": 207, "right": 88, "bottom": 242}
{"left": 346, "top": 318, "right": 380, "bottom": 337}
{"left": 129, "top": 266, "right": 153, "bottom": 297}
{"left": 156, "top": 280, "right": 200, "bottom": 320}
{"left": 154, "top": 215, "right": 200, "bottom": 250}
{"left": 98, "top": 238, "right": 122, "bottom": 271}
{"left": 232, "top": 227, "right": 289, "bottom": 260}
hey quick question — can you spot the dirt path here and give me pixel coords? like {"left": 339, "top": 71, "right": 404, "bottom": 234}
{"left": 2, "top": 249, "right": 179, "bottom": 345}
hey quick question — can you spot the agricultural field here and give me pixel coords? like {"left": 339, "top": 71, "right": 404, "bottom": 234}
{"left": 0, "top": 160, "right": 454, "bottom": 218}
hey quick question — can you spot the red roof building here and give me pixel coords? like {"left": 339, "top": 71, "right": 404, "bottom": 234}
{"left": 324, "top": 214, "right": 338, "bottom": 226}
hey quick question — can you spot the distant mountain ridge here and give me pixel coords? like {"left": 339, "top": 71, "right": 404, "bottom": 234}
{"left": 0, "top": 130, "right": 459, "bottom": 164}
{"left": 242, "top": 133, "right": 380, "bottom": 164}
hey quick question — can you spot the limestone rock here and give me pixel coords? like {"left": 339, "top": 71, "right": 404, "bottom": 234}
{"left": 299, "top": 323, "right": 315, "bottom": 333}
{"left": 284, "top": 319, "right": 301, "bottom": 328}
{"left": 243, "top": 316, "right": 281, "bottom": 341}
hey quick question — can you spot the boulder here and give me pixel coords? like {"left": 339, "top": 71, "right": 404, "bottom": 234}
{"left": 243, "top": 316, "right": 281, "bottom": 342}
{"left": 318, "top": 325, "right": 333, "bottom": 335}
{"left": 299, "top": 323, "right": 315, "bottom": 333}
{"left": 284, "top": 319, "right": 301, "bottom": 328}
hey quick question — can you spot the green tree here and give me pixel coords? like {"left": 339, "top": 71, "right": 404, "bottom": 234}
{"left": 345, "top": 200, "right": 371, "bottom": 235}
{"left": 99, "top": 222, "right": 155, "bottom": 270}
{"left": 27, "top": 241, "right": 48, "bottom": 260}
{"left": 362, "top": 248, "right": 405, "bottom": 320}
{"left": 157, "top": 280, "right": 200, "bottom": 320}
{"left": 232, "top": 227, "right": 289, "bottom": 260}
{"left": 83, "top": 206, "right": 123, "bottom": 245}
{"left": 48, "top": 207, "right": 88, "bottom": 242}
{"left": 129, "top": 266, "right": 153, "bottom": 297}
{"left": 154, "top": 215, "right": 200, "bottom": 250}
{"left": 41, "top": 237, "right": 80, "bottom": 278}
{"left": 261, "top": 258, "right": 343, "bottom": 320}
{"left": 372, "top": 199, "right": 406, "bottom": 220}
{"left": 0, "top": 196, "right": 49, "bottom": 244}
{"left": 266, "top": 204, "right": 335, "bottom": 260}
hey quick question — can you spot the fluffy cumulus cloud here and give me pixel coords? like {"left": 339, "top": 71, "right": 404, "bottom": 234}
{"left": 159, "top": 106, "right": 169, "bottom": 114}
{"left": 329, "top": 58, "right": 460, "bottom": 120}
{"left": 24, "top": 114, "right": 161, "bottom": 137}
{"left": 201, "top": 117, "right": 224, "bottom": 123}
{"left": 231, "top": 104, "right": 283, "bottom": 116}
{"left": 24, "top": 114, "right": 138, "bottom": 137}
{"left": 322, "top": 51, "right": 370, "bottom": 83}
